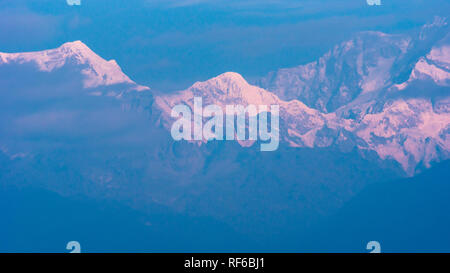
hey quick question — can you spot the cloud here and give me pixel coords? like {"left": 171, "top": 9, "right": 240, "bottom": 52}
{"left": 0, "top": 8, "right": 62, "bottom": 50}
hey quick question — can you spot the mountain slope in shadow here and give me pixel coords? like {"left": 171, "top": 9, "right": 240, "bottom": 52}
{"left": 283, "top": 160, "right": 450, "bottom": 252}
{"left": 0, "top": 185, "right": 260, "bottom": 253}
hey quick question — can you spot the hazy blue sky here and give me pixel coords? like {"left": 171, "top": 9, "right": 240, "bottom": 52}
{"left": 1, "top": 0, "right": 448, "bottom": 91}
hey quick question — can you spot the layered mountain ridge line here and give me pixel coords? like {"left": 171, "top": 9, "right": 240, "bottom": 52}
{"left": 255, "top": 17, "right": 449, "bottom": 113}
{"left": 0, "top": 18, "right": 449, "bottom": 175}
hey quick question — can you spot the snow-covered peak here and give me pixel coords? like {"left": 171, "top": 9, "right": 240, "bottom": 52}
{"left": 188, "top": 72, "right": 280, "bottom": 106}
{"left": 0, "top": 41, "right": 149, "bottom": 90}
{"left": 256, "top": 30, "right": 410, "bottom": 112}
{"left": 191, "top": 72, "right": 248, "bottom": 95}
{"left": 208, "top": 71, "right": 247, "bottom": 84}
{"left": 60, "top": 40, "right": 92, "bottom": 52}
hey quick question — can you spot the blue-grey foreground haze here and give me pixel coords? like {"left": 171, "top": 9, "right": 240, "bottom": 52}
{"left": 0, "top": 0, "right": 449, "bottom": 252}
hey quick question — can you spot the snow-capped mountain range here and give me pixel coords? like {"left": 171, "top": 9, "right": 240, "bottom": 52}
{"left": 0, "top": 19, "right": 449, "bottom": 175}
